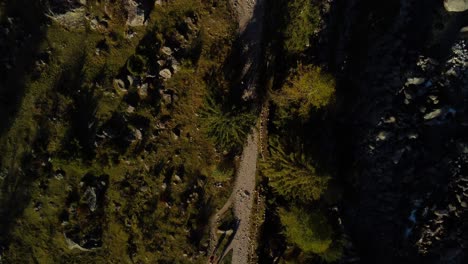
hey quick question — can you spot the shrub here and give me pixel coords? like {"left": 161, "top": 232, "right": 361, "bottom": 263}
{"left": 200, "top": 92, "right": 256, "bottom": 152}
{"left": 211, "top": 167, "right": 234, "bottom": 183}
{"left": 280, "top": 207, "right": 343, "bottom": 262}
{"left": 279, "top": 207, "right": 332, "bottom": 254}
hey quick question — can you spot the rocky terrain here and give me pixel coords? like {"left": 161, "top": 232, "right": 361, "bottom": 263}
{"left": 322, "top": 0, "right": 468, "bottom": 262}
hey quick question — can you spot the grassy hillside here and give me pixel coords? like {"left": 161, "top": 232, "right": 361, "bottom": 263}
{"left": 0, "top": 0, "right": 250, "bottom": 262}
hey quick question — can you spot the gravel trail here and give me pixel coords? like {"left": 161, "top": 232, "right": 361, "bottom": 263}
{"left": 208, "top": 0, "right": 265, "bottom": 263}
{"left": 228, "top": 130, "right": 259, "bottom": 264}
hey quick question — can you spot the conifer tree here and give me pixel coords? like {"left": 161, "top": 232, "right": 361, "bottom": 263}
{"left": 261, "top": 138, "right": 330, "bottom": 203}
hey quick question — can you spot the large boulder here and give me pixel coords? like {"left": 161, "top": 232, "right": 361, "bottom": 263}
{"left": 46, "top": 0, "right": 87, "bottom": 29}
{"left": 47, "top": 0, "right": 86, "bottom": 14}
{"left": 125, "top": 0, "right": 146, "bottom": 26}
{"left": 444, "top": 0, "right": 468, "bottom": 12}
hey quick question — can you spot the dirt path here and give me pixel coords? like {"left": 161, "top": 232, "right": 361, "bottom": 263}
{"left": 225, "top": 130, "right": 259, "bottom": 263}
{"left": 208, "top": 0, "right": 265, "bottom": 263}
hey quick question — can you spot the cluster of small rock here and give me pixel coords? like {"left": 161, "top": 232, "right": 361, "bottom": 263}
{"left": 416, "top": 153, "right": 468, "bottom": 260}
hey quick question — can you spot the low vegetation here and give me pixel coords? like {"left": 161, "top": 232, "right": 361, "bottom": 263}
{"left": 201, "top": 91, "right": 256, "bottom": 153}
{"left": 279, "top": 208, "right": 343, "bottom": 263}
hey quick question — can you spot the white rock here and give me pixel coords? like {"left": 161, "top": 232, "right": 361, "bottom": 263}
{"left": 376, "top": 131, "right": 390, "bottom": 141}
{"left": 159, "top": 69, "right": 172, "bottom": 80}
{"left": 127, "top": 75, "right": 134, "bottom": 86}
{"left": 174, "top": 174, "right": 182, "bottom": 183}
{"left": 49, "top": 7, "right": 87, "bottom": 29}
{"left": 424, "top": 109, "right": 442, "bottom": 120}
{"left": 113, "top": 78, "right": 127, "bottom": 91}
{"left": 428, "top": 95, "right": 439, "bottom": 104}
{"left": 126, "top": 105, "right": 135, "bottom": 113}
{"left": 132, "top": 128, "right": 143, "bottom": 141}
{"left": 64, "top": 233, "right": 92, "bottom": 251}
{"left": 161, "top": 46, "right": 173, "bottom": 56}
{"left": 444, "top": 0, "right": 468, "bottom": 12}
{"left": 384, "top": 116, "right": 396, "bottom": 124}
{"left": 407, "top": 133, "right": 419, "bottom": 140}
{"left": 137, "top": 83, "right": 148, "bottom": 99}
{"left": 405, "top": 77, "right": 426, "bottom": 86}
{"left": 126, "top": 0, "right": 146, "bottom": 26}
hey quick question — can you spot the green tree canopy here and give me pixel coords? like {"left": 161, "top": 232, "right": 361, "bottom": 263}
{"left": 261, "top": 138, "right": 330, "bottom": 203}
{"left": 283, "top": 0, "right": 321, "bottom": 54}
{"left": 273, "top": 65, "right": 335, "bottom": 121}
{"left": 280, "top": 208, "right": 343, "bottom": 262}
{"left": 279, "top": 207, "right": 332, "bottom": 254}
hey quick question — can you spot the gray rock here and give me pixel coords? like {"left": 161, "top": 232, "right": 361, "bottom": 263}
{"left": 125, "top": 0, "right": 146, "bottom": 26}
{"left": 83, "top": 187, "right": 97, "bottom": 212}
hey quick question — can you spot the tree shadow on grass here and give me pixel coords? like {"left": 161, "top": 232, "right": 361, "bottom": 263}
{"left": 0, "top": 0, "right": 48, "bottom": 137}
{"left": 0, "top": 50, "right": 107, "bottom": 256}
{"left": 0, "top": 114, "right": 52, "bottom": 254}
